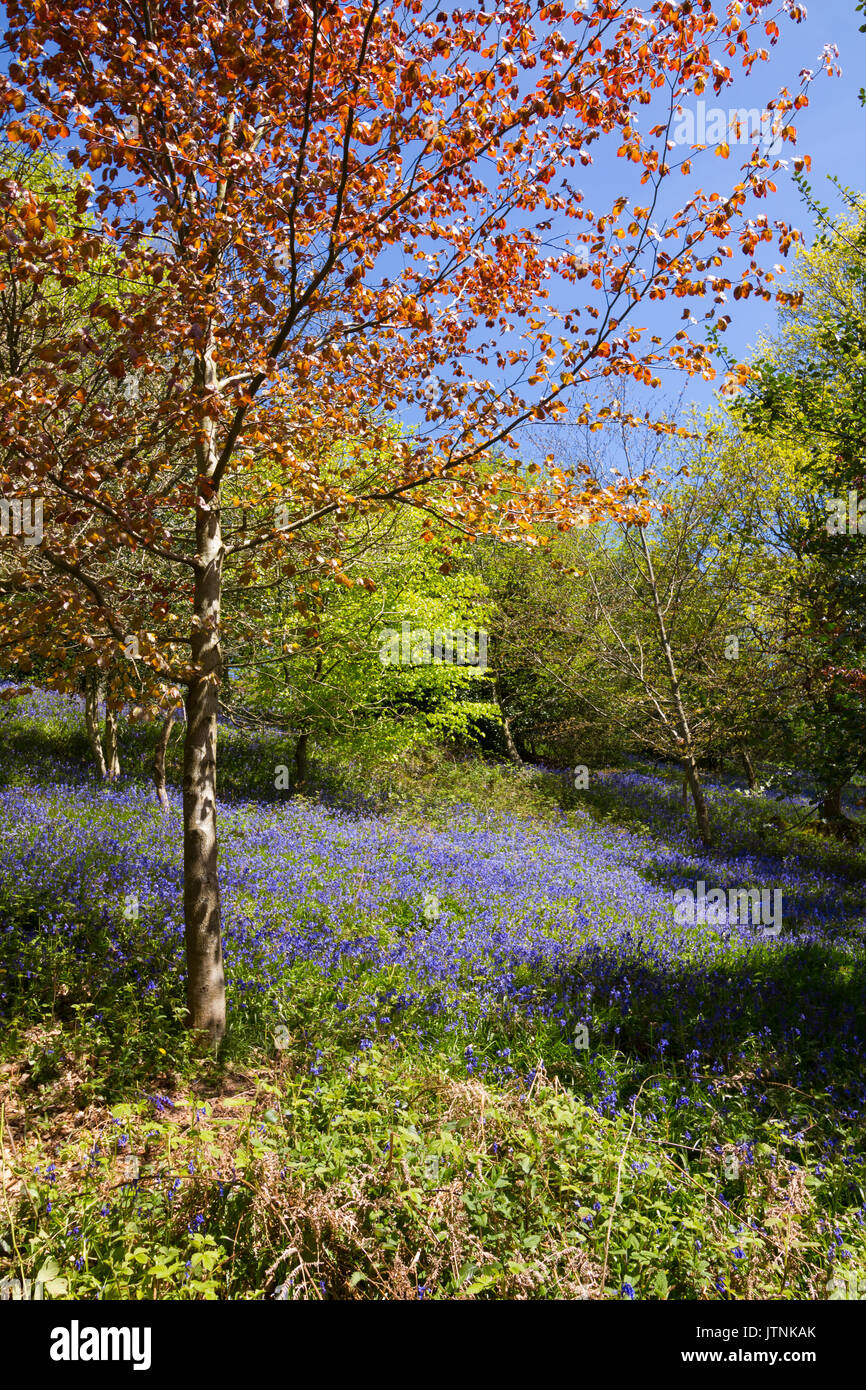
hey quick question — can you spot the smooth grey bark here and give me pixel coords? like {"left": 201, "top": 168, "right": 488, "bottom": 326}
{"left": 182, "top": 487, "right": 226, "bottom": 1043}
{"left": 105, "top": 705, "right": 120, "bottom": 780}
{"left": 179, "top": 300, "right": 230, "bottom": 1047}
{"left": 183, "top": 506, "right": 225, "bottom": 1044}
{"left": 153, "top": 708, "right": 177, "bottom": 813}
{"left": 84, "top": 668, "right": 108, "bottom": 780}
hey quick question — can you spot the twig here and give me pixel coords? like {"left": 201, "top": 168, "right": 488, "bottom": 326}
{"left": 600, "top": 1074, "right": 663, "bottom": 1297}
{"left": 0, "top": 1105, "right": 27, "bottom": 1292}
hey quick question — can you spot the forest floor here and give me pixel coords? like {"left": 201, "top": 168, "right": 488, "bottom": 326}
{"left": 1, "top": 687, "right": 865, "bottom": 1300}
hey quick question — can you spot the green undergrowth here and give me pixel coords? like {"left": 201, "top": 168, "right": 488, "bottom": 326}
{"left": 3, "top": 1024, "right": 857, "bottom": 1302}
{"left": 2, "top": 944, "right": 864, "bottom": 1301}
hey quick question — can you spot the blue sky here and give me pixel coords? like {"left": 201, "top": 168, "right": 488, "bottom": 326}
{"left": 385, "top": 2, "right": 866, "bottom": 453}
{"left": 678, "top": 0, "right": 863, "bottom": 401}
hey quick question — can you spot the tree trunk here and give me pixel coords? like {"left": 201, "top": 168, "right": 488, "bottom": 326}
{"left": 741, "top": 747, "right": 757, "bottom": 791}
{"left": 104, "top": 705, "right": 120, "bottom": 780}
{"left": 84, "top": 668, "right": 108, "bottom": 780}
{"left": 182, "top": 502, "right": 226, "bottom": 1045}
{"left": 492, "top": 675, "right": 522, "bottom": 765}
{"left": 636, "top": 527, "right": 712, "bottom": 848}
{"left": 817, "top": 782, "right": 859, "bottom": 842}
{"left": 683, "top": 754, "right": 713, "bottom": 848}
{"left": 820, "top": 783, "right": 844, "bottom": 821}
{"left": 293, "top": 731, "right": 309, "bottom": 792}
{"left": 153, "top": 708, "right": 177, "bottom": 813}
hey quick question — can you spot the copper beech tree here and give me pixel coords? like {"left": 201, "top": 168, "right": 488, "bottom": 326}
{"left": 0, "top": 0, "right": 816, "bottom": 1042}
